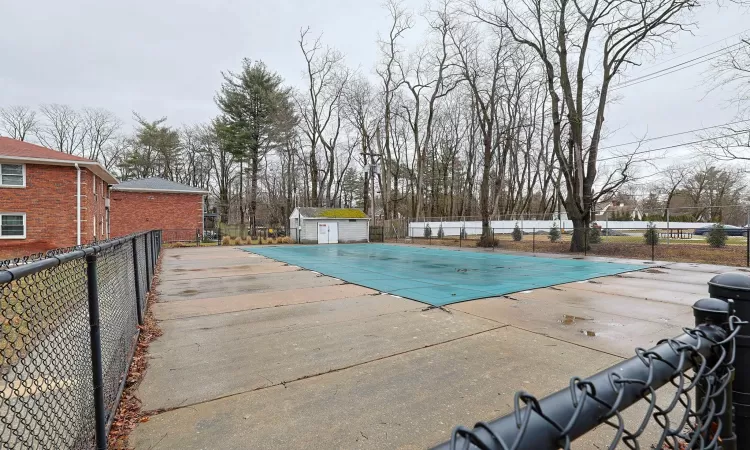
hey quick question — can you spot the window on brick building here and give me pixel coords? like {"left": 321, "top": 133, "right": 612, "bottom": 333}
{"left": 0, "top": 164, "right": 25, "bottom": 187}
{"left": 0, "top": 214, "right": 25, "bottom": 238}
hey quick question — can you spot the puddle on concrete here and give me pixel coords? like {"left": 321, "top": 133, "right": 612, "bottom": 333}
{"left": 560, "top": 314, "right": 591, "bottom": 325}
{"left": 644, "top": 268, "right": 667, "bottom": 274}
{"left": 180, "top": 289, "right": 199, "bottom": 296}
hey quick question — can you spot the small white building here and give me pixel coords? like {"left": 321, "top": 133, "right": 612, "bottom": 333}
{"left": 289, "top": 207, "right": 370, "bottom": 244}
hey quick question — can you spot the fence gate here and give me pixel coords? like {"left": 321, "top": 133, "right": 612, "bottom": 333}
{"left": 369, "top": 225, "right": 384, "bottom": 242}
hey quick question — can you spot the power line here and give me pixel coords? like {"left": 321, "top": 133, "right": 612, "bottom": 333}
{"left": 598, "top": 129, "right": 750, "bottom": 162}
{"left": 610, "top": 41, "right": 743, "bottom": 91}
{"left": 599, "top": 119, "right": 750, "bottom": 151}
{"left": 645, "top": 27, "right": 750, "bottom": 70}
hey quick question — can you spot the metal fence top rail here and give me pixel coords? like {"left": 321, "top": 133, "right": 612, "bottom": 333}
{"left": 0, "top": 230, "right": 158, "bottom": 284}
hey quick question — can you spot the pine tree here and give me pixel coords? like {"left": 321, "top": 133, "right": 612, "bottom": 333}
{"left": 707, "top": 223, "right": 728, "bottom": 248}
{"left": 437, "top": 224, "right": 445, "bottom": 238}
{"left": 549, "top": 222, "right": 561, "bottom": 242}
{"left": 512, "top": 224, "right": 523, "bottom": 242}
{"left": 643, "top": 222, "right": 659, "bottom": 245}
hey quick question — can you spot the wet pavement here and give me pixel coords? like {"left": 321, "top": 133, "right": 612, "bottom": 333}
{"left": 131, "top": 245, "right": 735, "bottom": 449}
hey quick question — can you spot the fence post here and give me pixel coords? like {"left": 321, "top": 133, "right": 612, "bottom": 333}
{"left": 746, "top": 229, "right": 749, "bottom": 268}
{"left": 533, "top": 227, "right": 536, "bottom": 254}
{"left": 132, "top": 238, "right": 143, "bottom": 326}
{"left": 692, "top": 298, "right": 735, "bottom": 450}
{"left": 652, "top": 229, "right": 655, "bottom": 262}
{"left": 196, "top": 229, "right": 200, "bottom": 247}
{"left": 86, "top": 252, "right": 107, "bottom": 450}
{"left": 145, "top": 232, "right": 152, "bottom": 288}
{"left": 584, "top": 227, "right": 588, "bottom": 257}
{"left": 459, "top": 228, "right": 462, "bottom": 248}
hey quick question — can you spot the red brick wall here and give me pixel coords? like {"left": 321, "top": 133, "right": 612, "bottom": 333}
{"left": 0, "top": 163, "right": 107, "bottom": 257}
{"left": 109, "top": 191, "right": 203, "bottom": 239}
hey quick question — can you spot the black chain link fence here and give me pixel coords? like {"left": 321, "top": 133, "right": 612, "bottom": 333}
{"left": 434, "top": 298, "right": 745, "bottom": 450}
{"left": 409, "top": 225, "right": 750, "bottom": 267}
{"left": 0, "top": 230, "right": 161, "bottom": 450}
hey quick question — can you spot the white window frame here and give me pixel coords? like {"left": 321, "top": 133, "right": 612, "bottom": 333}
{"left": 0, "top": 213, "right": 26, "bottom": 239}
{"left": 0, "top": 163, "right": 26, "bottom": 188}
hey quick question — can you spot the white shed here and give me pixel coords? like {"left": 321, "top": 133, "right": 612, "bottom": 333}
{"left": 290, "top": 207, "right": 370, "bottom": 244}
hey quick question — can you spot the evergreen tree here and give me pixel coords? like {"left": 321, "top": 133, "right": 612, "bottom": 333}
{"left": 512, "top": 224, "right": 523, "bottom": 241}
{"left": 643, "top": 222, "right": 659, "bottom": 245}
{"left": 215, "top": 59, "right": 295, "bottom": 232}
{"left": 707, "top": 223, "right": 728, "bottom": 248}
{"left": 549, "top": 222, "right": 561, "bottom": 242}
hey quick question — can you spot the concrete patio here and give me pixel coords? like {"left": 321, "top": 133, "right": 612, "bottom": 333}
{"left": 131, "top": 245, "right": 732, "bottom": 449}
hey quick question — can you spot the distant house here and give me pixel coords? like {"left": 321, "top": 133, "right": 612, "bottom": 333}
{"left": 596, "top": 200, "right": 644, "bottom": 221}
{"left": 109, "top": 177, "right": 208, "bottom": 241}
{"left": 0, "top": 138, "right": 118, "bottom": 256}
{"left": 289, "top": 207, "right": 370, "bottom": 244}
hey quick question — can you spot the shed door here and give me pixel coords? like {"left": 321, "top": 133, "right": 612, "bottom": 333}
{"left": 317, "top": 222, "right": 339, "bottom": 244}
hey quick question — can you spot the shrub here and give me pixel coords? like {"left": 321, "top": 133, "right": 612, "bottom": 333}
{"left": 279, "top": 236, "right": 292, "bottom": 244}
{"left": 460, "top": 227, "right": 467, "bottom": 239}
{"left": 643, "top": 222, "right": 659, "bottom": 246}
{"left": 222, "top": 236, "right": 231, "bottom": 246}
{"left": 548, "top": 222, "right": 561, "bottom": 242}
{"left": 437, "top": 224, "right": 445, "bottom": 238}
{"left": 511, "top": 224, "right": 523, "bottom": 242}
{"left": 424, "top": 225, "right": 432, "bottom": 238}
{"left": 587, "top": 224, "right": 602, "bottom": 244}
{"left": 258, "top": 236, "right": 264, "bottom": 245}
{"left": 707, "top": 223, "right": 728, "bottom": 248}
{"left": 233, "top": 238, "right": 242, "bottom": 246}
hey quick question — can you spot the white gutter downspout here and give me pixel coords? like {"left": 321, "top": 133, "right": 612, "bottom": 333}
{"left": 75, "top": 163, "right": 81, "bottom": 245}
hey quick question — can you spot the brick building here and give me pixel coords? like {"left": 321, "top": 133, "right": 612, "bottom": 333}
{"left": 0, "top": 138, "right": 118, "bottom": 257}
{"left": 109, "top": 177, "right": 207, "bottom": 241}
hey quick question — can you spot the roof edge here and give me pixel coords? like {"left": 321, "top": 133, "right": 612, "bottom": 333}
{"left": 111, "top": 186, "right": 209, "bottom": 194}
{"left": 0, "top": 155, "right": 119, "bottom": 184}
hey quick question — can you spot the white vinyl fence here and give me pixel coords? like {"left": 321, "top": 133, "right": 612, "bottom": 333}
{"left": 408, "top": 220, "right": 713, "bottom": 237}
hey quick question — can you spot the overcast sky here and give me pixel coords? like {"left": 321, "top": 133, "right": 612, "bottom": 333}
{"left": 0, "top": 0, "right": 747, "bottom": 167}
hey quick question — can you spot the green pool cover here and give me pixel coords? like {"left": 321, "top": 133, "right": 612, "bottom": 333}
{"left": 241, "top": 244, "right": 641, "bottom": 306}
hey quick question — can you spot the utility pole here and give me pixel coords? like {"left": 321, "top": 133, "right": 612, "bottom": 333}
{"left": 363, "top": 151, "right": 381, "bottom": 221}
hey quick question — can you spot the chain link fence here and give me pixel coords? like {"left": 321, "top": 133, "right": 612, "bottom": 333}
{"left": 0, "top": 230, "right": 161, "bottom": 450}
{"left": 409, "top": 225, "right": 750, "bottom": 267}
{"left": 435, "top": 297, "right": 745, "bottom": 450}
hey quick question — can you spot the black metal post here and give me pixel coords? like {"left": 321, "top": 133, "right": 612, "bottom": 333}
{"left": 196, "top": 229, "right": 200, "bottom": 247}
{"left": 460, "top": 228, "right": 462, "bottom": 248}
{"left": 145, "top": 232, "right": 152, "bottom": 288}
{"left": 532, "top": 228, "right": 536, "bottom": 253}
{"left": 86, "top": 252, "right": 107, "bottom": 450}
{"left": 217, "top": 226, "right": 222, "bottom": 246}
{"left": 132, "top": 239, "right": 143, "bottom": 326}
{"left": 652, "top": 231, "right": 655, "bottom": 262}
{"left": 746, "top": 229, "right": 749, "bottom": 267}
{"left": 584, "top": 227, "right": 588, "bottom": 257}
{"left": 693, "top": 298, "right": 735, "bottom": 450}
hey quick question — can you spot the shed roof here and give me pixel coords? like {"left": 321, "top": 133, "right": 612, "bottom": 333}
{"left": 111, "top": 177, "right": 209, "bottom": 194}
{"left": 0, "top": 137, "right": 118, "bottom": 184}
{"left": 297, "top": 207, "right": 369, "bottom": 219}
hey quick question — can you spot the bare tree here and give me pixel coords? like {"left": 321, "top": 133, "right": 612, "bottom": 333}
{"left": 377, "top": 0, "right": 414, "bottom": 218}
{"left": 36, "top": 104, "right": 86, "bottom": 155}
{"left": 81, "top": 107, "right": 123, "bottom": 162}
{"left": 0, "top": 106, "right": 38, "bottom": 141}
{"left": 298, "top": 28, "right": 350, "bottom": 206}
{"left": 470, "top": 0, "right": 698, "bottom": 250}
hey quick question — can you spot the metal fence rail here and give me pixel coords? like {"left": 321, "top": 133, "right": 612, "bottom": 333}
{"left": 0, "top": 230, "right": 162, "bottom": 450}
{"left": 434, "top": 297, "right": 744, "bottom": 450}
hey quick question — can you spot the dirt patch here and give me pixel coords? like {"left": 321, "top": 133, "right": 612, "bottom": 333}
{"left": 180, "top": 289, "right": 199, "bottom": 296}
{"left": 644, "top": 268, "right": 668, "bottom": 274}
{"left": 108, "top": 258, "right": 164, "bottom": 449}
